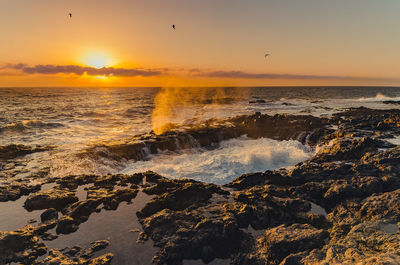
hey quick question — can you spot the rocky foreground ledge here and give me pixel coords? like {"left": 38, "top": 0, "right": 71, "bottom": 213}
{"left": 1, "top": 107, "right": 400, "bottom": 264}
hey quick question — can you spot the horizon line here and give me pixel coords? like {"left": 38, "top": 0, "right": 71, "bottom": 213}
{"left": 1, "top": 85, "right": 400, "bottom": 89}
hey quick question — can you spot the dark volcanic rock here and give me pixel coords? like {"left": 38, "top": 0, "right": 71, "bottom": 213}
{"left": 135, "top": 176, "right": 319, "bottom": 264}
{"left": 359, "top": 190, "right": 400, "bottom": 220}
{"left": 66, "top": 199, "right": 103, "bottom": 222}
{"left": 331, "top": 107, "right": 400, "bottom": 134}
{"left": 137, "top": 180, "right": 225, "bottom": 218}
{"left": 83, "top": 113, "right": 328, "bottom": 162}
{"left": 136, "top": 179, "right": 250, "bottom": 264}
{"left": 24, "top": 188, "right": 79, "bottom": 211}
{"left": 56, "top": 216, "right": 79, "bottom": 234}
{"left": 40, "top": 232, "right": 58, "bottom": 241}
{"left": 0, "top": 144, "right": 50, "bottom": 160}
{"left": 226, "top": 171, "right": 289, "bottom": 190}
{"left": 0, "top": 173, "right": 144, "bottom": 264}
{"left": 0, "top": 226, "right": 47, "bottom": 264}
{"left": 0, "top": 183, "right": 41, "bottom": 202}
{"left": 4, "top": 107, "right": 400, "bottom": 264}
{"left": 34, "top": 249, "right": 113, "bottom": 265}
{"left": 302, "top": 220, "right": 400, "bottom": 264}
{"left": 131, "top": 107, "right": 400, "bottom": 264}
{"left": 249, "top": 99, "right": 267, "bottom": 104}
{"left": 312, "top": 137, "right": 385, "bottom": 162}
{"left": 62, "top": 186, "right": 138, "bottom": 224}
{"left": 33, "top": 240, "right": 113, "bottom": 265}
{"left": 40, "top": 208, "right": 58, "bottom": 223}
{"left": 89, "top": 240, "right": 110, "bottom": 252}
{"left": 254, "top": 224, "right": 328, "bottom": 264}
{"left": 141, "top": 209, "right": 251, "bottom": 265}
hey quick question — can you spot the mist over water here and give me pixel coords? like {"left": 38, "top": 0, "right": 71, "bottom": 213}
{"left": 151, "top": 87, "right": 249, "bottom": 134}
{"left": 1, "top": 86, "right": 400, "bottom": 183}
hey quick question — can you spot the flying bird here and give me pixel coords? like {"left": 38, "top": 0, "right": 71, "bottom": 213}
{"left": 69, "top": 13, "right": 72, "bottom": 18}
{"left": 172, "top": 24, "right": 176, "bottom": 30}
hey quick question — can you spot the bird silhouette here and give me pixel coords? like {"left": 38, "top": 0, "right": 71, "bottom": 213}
{"left": 69, "top": 13, "right": 72, "bottom": 18}
{"left": 172, "top": 24, "right": 176, "bottom": 30}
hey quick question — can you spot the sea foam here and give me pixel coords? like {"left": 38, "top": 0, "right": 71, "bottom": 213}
{"left": 357, "top": 93, "right": 400, "bottom": 102}
{"left": 121, "top": 136, "right": 313, "bottom": 184}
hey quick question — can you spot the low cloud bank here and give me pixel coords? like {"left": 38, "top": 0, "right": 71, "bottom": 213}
{"left": 1, "top": 63, "right": 398, "bottom": 82}
{"left": 193, "top": 70, "right": 394, "bottom": 81}
{"left": 5, "top": 63, "right": 162, "bottom": 77}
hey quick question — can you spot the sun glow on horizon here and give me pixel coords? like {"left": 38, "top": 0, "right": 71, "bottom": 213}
{"left": 81, "top": 51, "right": 115, "bottom": 69}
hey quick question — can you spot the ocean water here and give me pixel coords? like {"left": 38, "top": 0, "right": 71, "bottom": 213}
{"left": 1, "top": 86, "right": 400, "bottom": 184}
{"left": 121, "top": 137, "right": 313, "bottom": 184}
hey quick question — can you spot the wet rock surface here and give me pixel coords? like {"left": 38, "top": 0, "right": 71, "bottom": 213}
{"left": 254, "top": 224, "right": 328, "bottom": 264}
{"left": 0, "top": 144, "right": 51, "bottom": 161}
{"left": 24, "top": 188, "right": 79, "bottom": 211}
{"left": 1, "top": 107, "right": 400, "bottom": 264}
{"left": 33, "top": 240, "right": 113, "bottom": 265}
{"left": 83, "top": 112, "right": 329, "bottom": 162}
{"left": 0, "top": 173, "right": 143, "bottom": 264}
{"left": 0, "top": 182, "right": 41, "bottom": 202}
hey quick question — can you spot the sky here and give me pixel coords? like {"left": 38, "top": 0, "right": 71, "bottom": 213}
{"left": 0, "top": 0, "right": 400, "bottom": 87}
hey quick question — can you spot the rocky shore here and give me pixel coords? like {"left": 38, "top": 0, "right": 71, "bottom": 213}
{"left": 1, "top": 107, "right": 400, "bottom": 264}
{"left": 81, "top": 112, "right": 328, "bottom": 163}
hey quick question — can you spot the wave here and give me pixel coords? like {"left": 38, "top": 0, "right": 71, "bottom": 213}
{"left": 0, "top": 120, "right": 65, "bottom": 132}
{"left": 49, "top": 111, "right": 322, "bottom": 180}
{"left": 26, "top": 112, "right": 325, "bottom": 180}
{"left": 80, "top": 112, "right": 326, "bottom": 166}
{"left": 357, "top": 93, "right": 400, "bottom": 102}
{"left": 49, "top": 147, "right": 125, "bottom": 178}
{"left": 121, "top": 137, "right": 313, "bottom": 184}
{"left": 124, "top": 106, "right": 152, "bottom": 118}
{"left": 80, "top": 111, "right": 110, "bottom": 118}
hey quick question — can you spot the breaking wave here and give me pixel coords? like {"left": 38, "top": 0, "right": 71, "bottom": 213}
{"left": 357, "top": 93, "right": 400, "bottom": 102}
{"left": 0, "top": 120, "right": 64, "bottom": 133}
{"left": 121, "top": 136, "right": 313, "bottom": 184}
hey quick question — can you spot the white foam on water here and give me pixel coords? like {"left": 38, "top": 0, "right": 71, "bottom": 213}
{"left": 121, "top": 136, "right": 313, "bottom": 185}
{"left": 48, "top": 148, "right": 126, "bottom": 178}
{"left": 356, "top": 93, "right": 400, "bottom": 102}
{"left": 386, "top": 135, "right": 400, "bottom": 146}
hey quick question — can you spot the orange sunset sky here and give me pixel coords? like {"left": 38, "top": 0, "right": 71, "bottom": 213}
{"left": 1, "top": 0, "right": 400, "bottom": 87}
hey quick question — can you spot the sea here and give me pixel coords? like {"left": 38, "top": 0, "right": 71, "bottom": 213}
{"left": 1, "top": 86, "right": 400, "bottom": 185}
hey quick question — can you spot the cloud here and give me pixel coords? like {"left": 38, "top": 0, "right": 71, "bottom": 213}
{"left": 5, "top": 63, "right": 162, "bottom": 77}
{"left": 2, "top": 63, "right": 399, "bottom": 82}
{"left": 192, "top": 70, "right": 394, "bottom": 81}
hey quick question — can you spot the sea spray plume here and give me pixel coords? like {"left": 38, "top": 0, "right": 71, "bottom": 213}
{"left": 151, "top": 87, "right": 249, "bottom": 135}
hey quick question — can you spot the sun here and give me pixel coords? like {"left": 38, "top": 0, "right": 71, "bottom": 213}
{"left": 81, "top": 51, "right": 115, "bottom": 69}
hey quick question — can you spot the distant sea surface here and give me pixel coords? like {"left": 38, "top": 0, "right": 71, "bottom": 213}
{"left": 1, "top": 86, "right": 400, "bottom": 184}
